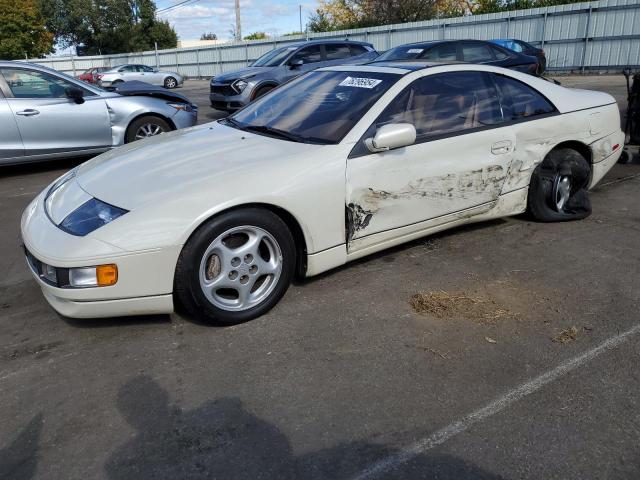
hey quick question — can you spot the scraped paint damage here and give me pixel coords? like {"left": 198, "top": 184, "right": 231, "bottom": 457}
{"left": 345, "top": 165, "right": 509, "bottom": 243}
{"left": 346, "top": 203, "right": 374, "bottom": 242}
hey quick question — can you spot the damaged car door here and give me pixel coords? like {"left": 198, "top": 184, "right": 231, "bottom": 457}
{"left": 346, "top": 71, "right": 515, "bottom": 251}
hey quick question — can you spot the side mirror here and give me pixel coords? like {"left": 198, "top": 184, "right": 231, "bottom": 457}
{"left": 365, "top": 123, "right": 416, "bottom": 153}
{"left": 288, "top": 59, "right": 304, "bottom": 69}
{"left": 65, "top": 87, "right": 85, "bottom": 104}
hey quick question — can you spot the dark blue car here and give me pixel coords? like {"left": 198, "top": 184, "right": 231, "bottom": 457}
{"left": 373, "top": 40, "right": 540, "bottom": 76}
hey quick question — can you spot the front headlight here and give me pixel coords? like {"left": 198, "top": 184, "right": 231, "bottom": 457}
{"left": 59, "top": 198, "right": 128, "bottom": 236}
{"left": 233, "top": 79, "right": 248, "bottom": 93}
{"left": 168, "top": 102, "right": 194, "bottom": 112}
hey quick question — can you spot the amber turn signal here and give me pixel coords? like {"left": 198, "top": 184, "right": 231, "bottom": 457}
{"left": 96, "top": 264, "right": 118, "bottom": 286}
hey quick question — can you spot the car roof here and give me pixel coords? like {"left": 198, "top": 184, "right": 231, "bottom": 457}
{"left": 279, "top": 39, "right": 373, "bottom": 48}
{"left": 319, "top": 61, "right": 459, "bottom": 75}
{"left": 366, "top": 60, "right": 461, "bottom": 70}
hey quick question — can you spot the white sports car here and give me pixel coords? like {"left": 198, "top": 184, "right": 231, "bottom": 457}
{"left": 21, "top": 62, "right": 624, "bottom": 324}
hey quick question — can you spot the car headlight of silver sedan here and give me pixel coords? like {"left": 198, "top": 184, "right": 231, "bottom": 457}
{"left": 59, "top": 198, "right": 128, "bottom": 237}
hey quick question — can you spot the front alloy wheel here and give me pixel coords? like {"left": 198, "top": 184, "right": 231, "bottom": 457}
{"left": 175, "top": 208, "right": 295, "bottom": 324}
{"left": 125, "top": 115, "right": 171, "bottom": 143}
{"left": 135, "top": 123, "right": 165, "bottom": 140}
{"left": 199, "top": 226, "right": 283, "bottom": 311}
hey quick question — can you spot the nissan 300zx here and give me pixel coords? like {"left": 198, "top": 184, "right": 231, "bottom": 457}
{"left": 21, "top": 62, "right": 624, "bottom": 324}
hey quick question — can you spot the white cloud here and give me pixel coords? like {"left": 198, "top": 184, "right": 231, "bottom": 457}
{"left": 157, "top": 0, "right": 319, "bottom": 40}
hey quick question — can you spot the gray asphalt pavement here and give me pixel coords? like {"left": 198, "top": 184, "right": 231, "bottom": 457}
{"left": 1, "top": 75, "right": 640, "bottom": 480}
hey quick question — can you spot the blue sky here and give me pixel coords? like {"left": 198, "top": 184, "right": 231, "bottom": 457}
{"left": 155, "top": 0, "right": 318, "bottom": 40}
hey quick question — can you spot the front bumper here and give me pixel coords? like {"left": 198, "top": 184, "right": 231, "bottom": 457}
{"left": 172, "top": 108, "right": 198, "bottom": 129}
{"left": 209, "top": 83, "right": 251, "bottom": 111}
{"left": 21, "top": 191, "right": 179, "bottom": 318}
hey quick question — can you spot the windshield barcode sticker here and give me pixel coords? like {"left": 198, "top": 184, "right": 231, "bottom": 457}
{"left": 339, "top": 76, "right": 382, "bottom": 89}
{"left": 407, "top": 48, "right": 424, "bottom": 54}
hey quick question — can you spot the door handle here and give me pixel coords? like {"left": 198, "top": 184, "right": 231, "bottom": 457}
{"left": 491, "top": 140, "right": 512, "bottom": 155}
{"left": 16, "top": 109, "right": 40, "bottom": 116}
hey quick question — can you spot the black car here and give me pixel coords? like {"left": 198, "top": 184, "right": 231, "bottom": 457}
{"left": 490, "top": 39, "right": 546, "bottom": 75}
{"left": 372, "top": 40, "right": 539, "bottom": 76}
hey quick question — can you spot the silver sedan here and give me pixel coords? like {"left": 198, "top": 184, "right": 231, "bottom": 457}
{"left": 0, "top": 61, "right": 197, "bottom": 166}
{"left": 98, "top": 64, "right": 184, "bottom": 89}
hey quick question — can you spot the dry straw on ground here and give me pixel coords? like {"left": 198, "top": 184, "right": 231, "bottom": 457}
{"left": 409, "top": 291, "right": 514, "bottom": 324}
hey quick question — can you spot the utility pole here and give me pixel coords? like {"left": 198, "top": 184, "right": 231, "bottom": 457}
{"left": 235, "top": 0, "right": 242, "bottom": 41}
{"left": 299, "top": 5, "right": 302, "bottom": 34}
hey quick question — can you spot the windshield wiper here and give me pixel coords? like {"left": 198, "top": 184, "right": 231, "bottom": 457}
{"left": 241, "top": 125, "right": 307, "bottom": 143}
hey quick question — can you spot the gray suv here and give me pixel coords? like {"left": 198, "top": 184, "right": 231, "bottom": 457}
{"left": 209, "top": 40, "right": 378, "bottom": 111}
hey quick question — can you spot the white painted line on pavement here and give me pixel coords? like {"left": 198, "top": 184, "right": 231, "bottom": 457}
{"left": 353, "top": 322, "right": 640, "bottom": 480}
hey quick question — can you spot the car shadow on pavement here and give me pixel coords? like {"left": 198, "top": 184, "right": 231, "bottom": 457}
{"left": 0, "top": 413, "right": 43, "bottom": 480}
{"left": 0, "top": 157, "right": 89, "bottom": 178}
{"left": 105, "top": 375, "right": 506, "bottom": 480}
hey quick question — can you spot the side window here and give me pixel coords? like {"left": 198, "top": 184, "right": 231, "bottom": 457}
{"left": 325, "top": 44, "right": 352, "bottom": 60}
{"left": 492, "top": 74, "right": 556, "bottom": 120}
{"left": 375, "top": 71, "right": 503, "bottom": 140}
{"left": 509, "top": 41, "right": 524, "bottom": 53}
{"left": 490, "top": 45, "right": 510, "bottom": 60}
{"left": 349, "top": 45, "right": 369, "bottom": 56}
{"left": 291, "top": 45, "right": 323, "bottom": 64}
{"left": 120, "top": 65, "right": 135, "bottom": 72}
{"left": 461, "top": 43, "right": 494, "bottom": 62}
{"left": 141, "top": 65, "right": 154, "bottom": 72}
{"left": 421, "top": 43, "right": 457, "bottom": 61}
{"left": 0, "top": 68, "right": 85, "bottom": 99}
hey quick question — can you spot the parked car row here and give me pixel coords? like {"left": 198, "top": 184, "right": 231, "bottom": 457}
{"left": 74, "top": 38, "right": 545, "bottom": 112}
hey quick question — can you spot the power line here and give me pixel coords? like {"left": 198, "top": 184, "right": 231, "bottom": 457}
{"left": 156, "top": 0, "right": 201, "bottom": 14}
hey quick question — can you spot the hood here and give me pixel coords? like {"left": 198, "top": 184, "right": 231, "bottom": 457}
{"left": 106, "top": 80, "right": 194, "bottom": 104}
{"left": 214, "top": 66, "right": 270, "bottom": 83}
{"left": 75, "top": 122, "right": 319, "bottom": 210}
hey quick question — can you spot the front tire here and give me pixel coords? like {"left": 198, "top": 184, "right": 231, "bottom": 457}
{"left": 174, "top": 208, "right": 295, "bottom": 325}
{"left": 527, "top": 148, "right": 592, "bottom": 222}
{"left": 164, "top": 76, "right": 178, "bottom": 89}
{"left": 125, "top": 115, "right": 171, "bottom": 143}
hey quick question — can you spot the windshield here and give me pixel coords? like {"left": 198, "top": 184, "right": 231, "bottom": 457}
{"left": 251, "top": 46, "right": 297, "bottom": 67}
{"left": 376, "top": 44, "right": 434, "bottom": 61}
{"left": 227, "top": 70, "right": 400, "bottom": 144}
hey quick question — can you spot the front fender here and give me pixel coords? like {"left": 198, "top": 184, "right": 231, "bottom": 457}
{"left": 105, "top": 97, "right": 179, "bottom": 146}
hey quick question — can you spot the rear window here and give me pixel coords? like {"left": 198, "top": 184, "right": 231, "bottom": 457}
{"left": 492, "top": 74, "right": 556, "bottom": 119}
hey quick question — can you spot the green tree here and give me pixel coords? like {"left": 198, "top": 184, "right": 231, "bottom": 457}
{"left": 200, "top": 32, "right": 217, "bottom": 40}
{"left": 38, "top": 0, "right": 177, "bottom": 55}
{"left": 0, "top": 0, "right": 54, "bottom": 59}
{"left": 244, "top": 32, "right": 268, "bottom": 40}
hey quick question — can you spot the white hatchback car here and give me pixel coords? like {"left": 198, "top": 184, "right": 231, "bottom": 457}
{"left": 22, "top": 62, "right": 624, "bottom": 324}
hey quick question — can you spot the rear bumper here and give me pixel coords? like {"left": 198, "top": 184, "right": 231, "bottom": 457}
{"left": 589, "top": 130, "right": 625, "bottom": 188}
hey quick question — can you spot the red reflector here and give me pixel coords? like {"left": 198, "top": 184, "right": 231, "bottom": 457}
{"left": 613, "top": 144, "right": 620, "bottom": 151}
